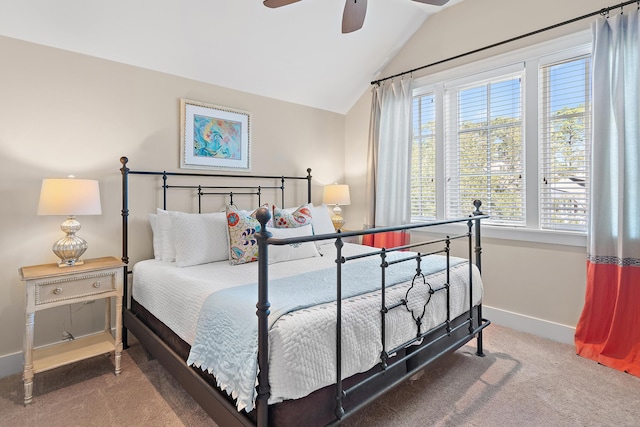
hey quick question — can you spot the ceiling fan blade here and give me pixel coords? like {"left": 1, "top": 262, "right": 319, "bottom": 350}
{"left": 342, "top": 0, "right": 367, "bottom": 33}
{"left": 412, "top": 0, "right": 450, "bottom": 6}
{"left": 263, "top": 0, "right": 301, "bottom": 8}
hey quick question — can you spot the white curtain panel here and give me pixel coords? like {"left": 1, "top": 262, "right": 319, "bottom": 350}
{"left": 364, "top": 85, "right": 381, "bottom": 229}
{"left": 589, "top": 9, "right": 640, "bottom": 262}
{"left": 372, "top": 78, "right": 413, "bottom": 227}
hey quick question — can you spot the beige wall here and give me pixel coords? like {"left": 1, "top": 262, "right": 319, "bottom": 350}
{"left": 0, "top": 36, "right": 345, "bottom": 371}
{"left": 344, "top": 0, "right": 616, "bottom": 333}
{"left": 0, "top": 0, "right": 620, "bottom": 375}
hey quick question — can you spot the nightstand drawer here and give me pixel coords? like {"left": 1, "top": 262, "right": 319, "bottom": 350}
{"left": 35, "top": 270, "right": 118, "bottom": 305}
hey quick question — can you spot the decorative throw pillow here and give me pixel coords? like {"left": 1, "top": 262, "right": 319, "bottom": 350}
{"left": 227, "top": 204, "right": 262, "bottom": 265}
{"left": 268, "top": 225, "right": 320, "bottom": 264}
{"left": 250, "top": 203, "right": 274, "bottom": 228}
{"left": 272, "top": 204, "right": 313, "bottom": 228}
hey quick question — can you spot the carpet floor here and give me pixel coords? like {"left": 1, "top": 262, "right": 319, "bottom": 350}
{"left": 0, "top": 324, "right": 638, "bottom": 426}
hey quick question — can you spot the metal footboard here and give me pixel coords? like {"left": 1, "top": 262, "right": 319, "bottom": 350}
{"left": 254, "top": 203, "right": 489, "bottom": 426}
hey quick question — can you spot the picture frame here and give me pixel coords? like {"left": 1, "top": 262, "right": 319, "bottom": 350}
{"left": 180, "top": 98, "right": 251, "bottom": 171}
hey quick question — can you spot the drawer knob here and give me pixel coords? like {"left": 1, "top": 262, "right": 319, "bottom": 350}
{"left": 94, "top": 281, "right": 101, "bottom": 288}
{"left": 54, "top": 287, "right": 63, "bottom": 295}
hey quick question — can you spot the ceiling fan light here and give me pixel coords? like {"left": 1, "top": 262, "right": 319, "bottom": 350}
{"left": 266, "top": 0, "right": 444, "bottom": 33}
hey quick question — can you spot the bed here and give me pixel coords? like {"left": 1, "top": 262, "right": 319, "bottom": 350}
{"left": 119, "top": 157, "right": 490, "bottom": 426}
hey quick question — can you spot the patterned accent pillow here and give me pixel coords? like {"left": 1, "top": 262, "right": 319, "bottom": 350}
{"left": 250, "top": 203, "right": 274, "bottom": 228}
{"left": 226, "top": 205, "right": 262, "bottom": 265}
{"left": 272, "top": 204, "right": 313, "bottom": 228}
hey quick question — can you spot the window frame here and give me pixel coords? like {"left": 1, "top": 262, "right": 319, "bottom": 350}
{"left": 410, "top": 31, "right": 592, "bottom": 247}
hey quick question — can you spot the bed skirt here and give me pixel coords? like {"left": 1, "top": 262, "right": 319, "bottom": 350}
{"left": 127, "top": 298, "right": 481, "bottom": 426}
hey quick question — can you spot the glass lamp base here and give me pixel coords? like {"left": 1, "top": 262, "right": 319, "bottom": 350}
{"left": 331, "top": 205, "right": 345, "bottom": 231}
{"left": 52, "top": 216, "right": 88, "bottom": 267}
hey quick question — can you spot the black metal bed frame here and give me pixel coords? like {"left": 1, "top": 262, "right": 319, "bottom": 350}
{"left": 119, "top": 156, "right": 490, "bottom": 427}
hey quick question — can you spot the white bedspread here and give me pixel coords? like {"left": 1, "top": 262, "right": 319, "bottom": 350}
{"left": 132, "top": 243, "right": 483, "bottom": 410}
{"left": 133, "top": 243, "right": 378, "bottom": 344}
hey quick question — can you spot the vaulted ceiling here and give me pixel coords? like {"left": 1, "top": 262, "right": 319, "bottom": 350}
{"left": 0, "top": 0, "right": 462, "bottom": 114}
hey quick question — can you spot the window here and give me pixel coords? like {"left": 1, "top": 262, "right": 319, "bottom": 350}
{"left": 410, "top": 36, "right": 591, "bottom": 239}
{"left": 445, "top": 70, "right": 525, "bottom": 225}
{"left": 539, "top": 55, "right": 591, "bottom": 231}
{"left": 411, "top": 93, "right": 436, "bottom": 220}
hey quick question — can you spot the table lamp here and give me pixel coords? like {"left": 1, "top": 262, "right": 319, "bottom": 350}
{"left": 323, "top": 183, "right": 351, "bottom": 231}
{"left": 37, "top": 177, "right": 102, "bottom": 267}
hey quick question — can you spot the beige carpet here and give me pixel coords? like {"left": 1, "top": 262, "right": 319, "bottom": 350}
{"left": 1, "top": 324, "right": 638, "bottom": 426}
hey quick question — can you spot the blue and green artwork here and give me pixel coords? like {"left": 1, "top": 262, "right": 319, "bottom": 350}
{"left": 193, "top": 114, "right": 242, "bottom": 159}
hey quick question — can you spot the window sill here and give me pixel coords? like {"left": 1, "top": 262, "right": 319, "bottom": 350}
{"left": 411, "top": 221, "right": 587, "bottom": 248}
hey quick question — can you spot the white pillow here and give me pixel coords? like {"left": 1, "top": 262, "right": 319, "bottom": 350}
{"left": 310, "top": 204, "right": 337, "bottom": 245}
{"left": 147, "top": 213, "right": 162, "bottom": 260}
{"left": 170, "top": 211, "right": 229, "bottom": 267}
{"left": 268, "top": 224, "right": 320, "bottom": 264}
{"left": 157, "top": 209, "right": 176, "bottom": 262}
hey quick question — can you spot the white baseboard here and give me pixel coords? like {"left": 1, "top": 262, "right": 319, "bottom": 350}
{"left": 483, "top": 305, "right": 576, "bottom": 345}
{"left": 0, "top": 351, "right": 23, "bottom": 379}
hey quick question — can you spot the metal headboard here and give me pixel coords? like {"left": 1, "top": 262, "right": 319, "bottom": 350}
{"left": 119, "top": 156, "right": 311, "bottom": 262}
{"left": 119, "top": 156, "right": 312, "bottom": 347}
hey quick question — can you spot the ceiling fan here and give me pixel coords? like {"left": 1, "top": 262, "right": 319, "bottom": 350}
{"left": 263, "top": 0, "right": 450, "bottom": 34}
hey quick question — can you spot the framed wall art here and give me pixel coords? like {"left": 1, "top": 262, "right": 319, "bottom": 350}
{"left": 180, "top": 99, "right": 251, "bottom": 171}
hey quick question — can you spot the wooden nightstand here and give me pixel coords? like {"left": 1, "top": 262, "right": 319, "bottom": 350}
{"left": 19, "top": 256, "right": 124, "bottom": 405}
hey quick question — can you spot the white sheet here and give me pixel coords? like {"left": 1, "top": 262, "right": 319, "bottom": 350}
{"left": 132, "top": 243, "right": 483, "bottom": 407}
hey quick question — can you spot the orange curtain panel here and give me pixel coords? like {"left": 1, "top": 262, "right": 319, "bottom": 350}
{"left": 575, "top": 262, "right": 640, "bottom": 376}
{"left": 362, "top": 231, "right": 410, "bottom": 249}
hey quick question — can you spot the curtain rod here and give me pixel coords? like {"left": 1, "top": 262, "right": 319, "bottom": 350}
{"left": 371, "top": 0, "right": 639, "bottom": 86}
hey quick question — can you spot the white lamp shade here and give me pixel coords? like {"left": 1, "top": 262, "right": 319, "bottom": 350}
{"left": 37, "top": 179, "right": 102, "bottom": 216}
{"left": 323, "top": 184, "right": 351, "bottom": 206}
